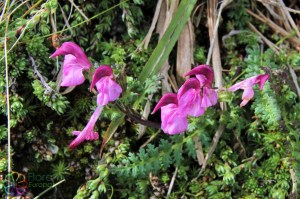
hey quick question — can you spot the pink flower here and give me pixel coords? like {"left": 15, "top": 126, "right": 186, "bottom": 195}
{"left": 69, "top": 66, "right": 122, "bottom": 149}
{"left": 152, "top": 93, "right": 188, "bottom": 135}
{"left": 50, "top": 42, "right": 92, "bottom": 87}
{"left": 201, "top": 87, "right": 218, "bottom": 108}
{"left": 228, "top": 74, "right": 269, "bottom": 107}
{"left": 69, "top": 106, "right": 103, "bottom": 149}
{"left": 177, "top": 78, "right": 205, "bottom": 117}
{"left": 90, "top": 65, "right": 122, "bottom": 106}
{"left": 185, "top": 64, "right": 214, "bottom": 88}
{"left": 185, "top": 65, "right": 218, "bottom": 108}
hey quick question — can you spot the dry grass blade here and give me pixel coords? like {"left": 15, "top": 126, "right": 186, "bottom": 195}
{"left": 256, "top": 0, "right": 300, "bottom": 15}
{"left": 138, "top": 0, "right": 163, "bottom": 49}
{"left": 249, "top": 2, "right": 300, "bottom": 97}
{"left": 67, "top": 0, "right": 89, "bottom": 21}
{"left": 196, "top": 124, "right": 225, "bottom": 179}
{"left": 193, "top": 135, "right": 204, "bottom": 166}
{"left": 195, "top": 0, "right": 231, "bottom": 177}
{"left": 166, "top": 167, "right": 178, "bottom": 199}
{"left": 288, "top": 64, "right": 300, "bottom": 97}
{"left": 277, "top": 0, "right": 300, "bottom": 39}
{"left": 176, "top": 19, "right": 194, "bottom": 85}
{"left": 158, "top": 0, "right": 178, "bottom": 93}
{"left": 4, "top": 13, "right": 11, "bottom": 180}
{"left": 59, "top": 3, "right": 74, "bottom": 35}
{"left": 248, "top": 22, "right": 280, "bottom": 53}
{"left": 246, "top": 9, "right": 300, "bottom": 48}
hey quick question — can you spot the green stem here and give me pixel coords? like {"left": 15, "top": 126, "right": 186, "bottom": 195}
{"left": 33, "top": 179, "right": 65, "bottom": 199}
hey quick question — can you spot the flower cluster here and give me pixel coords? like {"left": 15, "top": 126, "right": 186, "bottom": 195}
{"left": 152, "top": 65, "right": 218, "bottom": 135}
{"left": 51, "top": 42, "right": 122, "bottom": 148}
{"left": 50, "top": 42, "right": 270, "bottom": 145}
{"left": 152, "top": 65, "right": 269, "bottom": 135}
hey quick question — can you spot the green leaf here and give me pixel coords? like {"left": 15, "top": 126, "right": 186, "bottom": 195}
{"left": 138, "top": 0, "right": 197, "bottom": 83}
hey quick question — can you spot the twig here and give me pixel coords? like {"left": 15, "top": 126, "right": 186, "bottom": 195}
{"left": 115, "top": 103, "right": 161, "bottom": 129}
{"left": 290, "top": 168, "right": 297, "bottom": 197}
{"left": 247, "top": 22, "right": 280, "bottom": 52}
{"left": 1, "top": 0, "right": 29, "bottom": 23}
{"left": 33, "top": 179, "right": 65, "bottom": 199}
{"left": 256, "top": 0, "right": 300, "bottom": 15}
{"left": 277, "top": 0, "right": 300, "bottom": 40}
{"left": 246, "top": 9, "right": 300, "bottom": 48}
{"left": 194, "top": 123, "right": 225, "bottom": 180}
{"left": 193, "top": 135, "right": 204, "bottom": 166}
{"left": 4, "top": 14, "right": 11, "bottom": 192}
{"left": 166, "top": 167, "right": 178, "bottom": 199}
{"left": 206, "top": 0, "right": 232, "bottom": 66}
{"left": 0, "top": 0, "right": 9, "bottom": 24}
{"left": 21, "top": 0, "right": 42, "bottom": 18}
{"left": 196, "top": 0, "right": 229, "bottom": 179}
{"left": 59, "top": 3, "right": 74, "bottom": 35}
{"left": 0, "top": 9, "right": 45, "bottom": 62}
{"left": 67, "top": 0, "right": 89, "bottom": 21}
{"left": 247, "top": 23, "right": 300, "bottom": 97}
{"left": 137, "top": 0, "right": 163, "bottom": 49}
{"left": 29, "top": 56, "right": 55, "bottom": 94}
{"left": 288, "top": 64, "right": 300, "bottom": 97}
{"left": 141, "top": 130, "right": 160, "bottom": 148}
{"left": 222, "top": 30, "right": 250, "bottom": 46}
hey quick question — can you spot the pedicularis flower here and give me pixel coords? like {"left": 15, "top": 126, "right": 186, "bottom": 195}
{"left": 90, "top": 66, "right": 122, "bottom": 106}
{"left": 69, "top": 106, "right": 103, "bottom": 149}
{"left": 185, "top": 64, "right": 218, "bottom": 108}
{"left": 152, "top": 93, "right": 188, "bottom": 135}
{"left": 152, "top": 65, "right": 218, "bottom": 135}
{"left": 152, "top": 64, "right": 269, "bottom": 135}
{"left": 51, "top": 42, "right": 123, "bottom": 148}
{"left": 68, "top": 65, "right": 122, "bottom": 149}
{"left": 228, "top": 74, "right": 269, "bottom": 107}
{"left": 50, "top": 42, "right": 92, "bottom": 87}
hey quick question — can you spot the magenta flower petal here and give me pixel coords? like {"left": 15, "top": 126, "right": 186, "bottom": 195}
{"left": 179, "top": 89, "right": 205, "bottom": 117}
{"left": 50, "top": 42, "right": 92, "bottom": 87}
{"left": 60, "top": 55, "right": 86, "bottom": 86}
{"left": 90, "top": 65, "right": 113, "bottom": 91}
{"left": 90, "top": 66, "right": 122, "bottom": 106}
{"left": 161, "top": 104, "right": 188, "bottom": 135}
{"left": 257, "top": 74, "right": 269, "bottom": 90}
{"left": 228, "top": 74, "right": 269, "bottom": 106}
{"left": 228, "top": 74, "right": 269, "bottom": 92}
{"left": 50, "top": 42, "right": 92, "bottom": 70}
{"left": 240, "top": 88, "right": 254, "bottom": 107}
{"left": 96, "top": 77, "right": 122, "bottom": 106}
{"left": 152, "top": 93, "right": 188, "bottom": 135}
{"left": 178, "top": 78, "right": 205, "bottom": 117}
{"left": 152, "top": 93, "right": 178, "bottom": 114}
{"left": 178, "top": 78, "right": 204, "bottom": 117}
{"left": 69, "top": 106, "right": 103, "bottom": 149}
{"left": 201, "top": 87, "right": 218, "bottom": 108}
{"left": 185, "top": 65, "right": 214, "bottom": 87}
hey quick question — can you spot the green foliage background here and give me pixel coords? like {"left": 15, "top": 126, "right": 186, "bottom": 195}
{"left": 0, "top": 0, "right": 299, "bottom": 198}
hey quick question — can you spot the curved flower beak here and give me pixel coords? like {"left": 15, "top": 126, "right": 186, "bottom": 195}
{"left": 90, "top": 66, "right": 113, "bottom": 91}
{"left": 50, "top": 42, "right": 92, "bottom": 69}
{"left": 151, "top": 93, "right": 178, "bottom": 114}
{"left": 185, "top": 65, "right": 214, "bottom": 87}
{"left": 50, "top": 42, "right": 92, "bottom": 87}
{"left": 152, "top": 93, "right": 188, "bottom": 135}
